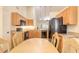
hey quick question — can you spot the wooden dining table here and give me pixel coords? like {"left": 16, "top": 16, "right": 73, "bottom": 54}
{"left": 10, "top": 38, "right": 58, "bottom": 53}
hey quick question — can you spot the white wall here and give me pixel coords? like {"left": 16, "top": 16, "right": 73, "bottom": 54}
{"left": 27, "top": 7, "right": 37, "bottom": 26}
{"left": 0, "top": 7, "right": 3, "bottom": 38}
{"left": 15, "top": 6, "right": 27, "bottom": 17}
{"left": 2, "top": 6, "right": 27, "bottom": 39}
{"left": 26, "top": 6, "right": 33, "bottom": 18}
{"left": 49, "top": 12, "right": 58, "bottom": 18}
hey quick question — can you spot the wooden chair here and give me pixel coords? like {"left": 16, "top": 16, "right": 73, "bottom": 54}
{"left": 12, "top": 32, "right": 24, "bottom": 48}
{"left": 51, "top": 32, "right": 63, "bottom": 53}
{"left": 0, "top": 37, "right": 9, "bottom": 52}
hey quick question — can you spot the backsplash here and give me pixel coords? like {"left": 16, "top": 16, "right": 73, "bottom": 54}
{"left": 36, "top": 20, "right": 49, "bottom": 30}
{"left": 37, "top": 23, "right": 49, "bottom": 30}
{"left": 67, "top": 25, "right": 79, "bottom": 33}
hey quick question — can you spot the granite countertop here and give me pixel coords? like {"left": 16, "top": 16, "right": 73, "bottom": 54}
{"left": 63, "top": 32, "right": 79, "bottom": 53}
{"left": 62, "top": 32, "right": 79, "bottom": 38}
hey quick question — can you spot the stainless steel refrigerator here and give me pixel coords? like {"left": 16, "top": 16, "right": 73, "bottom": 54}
{"left": 49, "top": 17, "right": 67, "bottom": 38}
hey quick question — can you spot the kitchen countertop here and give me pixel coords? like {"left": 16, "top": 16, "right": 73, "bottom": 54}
{"left": 62, "top": 32, "right": 79, "bottom": 53}
{"left": 65, "top": 32, "right": 79, "bottom": 38}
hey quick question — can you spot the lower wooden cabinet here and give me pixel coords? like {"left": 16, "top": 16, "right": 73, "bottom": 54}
{"left": 24, "top": 30, "right": 49, "bottom": 39}
{"left": 29, "top": 30, "right": 41, "bottom": 38}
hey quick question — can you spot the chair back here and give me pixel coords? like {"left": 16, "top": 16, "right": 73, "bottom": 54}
{"left": 52, "top": 32, "right": 63, "bottom": 53}
{"left": 12, "top": 32, "right": 24, "bottom": 48}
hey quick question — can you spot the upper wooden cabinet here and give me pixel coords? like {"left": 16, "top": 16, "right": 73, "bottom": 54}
{"left": 11, "top": 12, "right": 26, "bottom": 26}
{"left": 26, "top": 19, "right": 33, "bottom": 26}
{"left": 67, "top": 7, "right": 77, "bottom": 25}
{"left": 12, "top": 12, "right": 33, "bottom": 26}
{"left": 62, "top": 9, "right": 68, "bottom": 25}
{"left": 11, "top": 12, "right": 20, "bottom": 26}
{"left": 56, "top": 6, "right": 77, "bottom": 25}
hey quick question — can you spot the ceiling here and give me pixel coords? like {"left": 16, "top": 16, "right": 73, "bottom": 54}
{"left": 34, "top": 6, "right": 66, "bottom": 12}
{"left": 34, "top": 6, "right": 67, "bottom": 20}
{"left": 49, "top": 6, "right": 66, "bottom": 12}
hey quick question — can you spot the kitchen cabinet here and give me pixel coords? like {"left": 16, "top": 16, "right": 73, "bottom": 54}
{"left": 66, "top": 7, "right": 77, "bottom": 25}
{"left": 26, "top": 19, "right": 33, "bottom": 26}
{"left": 29, "top": 30, "right": 41, "bottom": 38}
{"left": 28, "top": 30, "right": 49, "bottom": 39}
{"left": 11, "top": 12, "right": 26, "bottom": 26}
{"left": 56, "top": 6, "right": 77, "bottom": 25}
{"left": 28, "top": 19, "right": 33, "bottom": 25}
{"left": 11, "top": 12, "right": 20, "bottom": 26}
{"left": 12, "top": 12, "right": 33, "bottom": 26}
{"left": 26, "top": 19, "right": 29, "bottom": 25}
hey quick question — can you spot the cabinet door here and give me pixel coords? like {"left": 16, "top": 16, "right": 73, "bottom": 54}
{"left": 26, "top": 19, "right": 29, "bottom": 25}
{"left": 11, "top": 12, "right": 20, "bottom": 26}
{"left": 12, "top": 12, "right": 27, "bottom": 26}
{"left": 64, "top": 7, "right": 77, "bottom": 25}
{"left": 56, "top": 9, "right": 68, "bottom": 25}
{"left": 68, "top": 7, "right": 77, "bottom": 24}
{"left": 63, "top": 7, "right": 77, "bottom": 25}
{"left": 26, "top": 19, "right": 33, "bottom": 25}
{"left": 62, "top": 9, "right": 68, "bottom": 25}
{"left": 29, "top": 30, "right": 41, "bottom": 38}
{"left": 29, "top": 19, "right": 33, "bottom": 25}
{"left": 56, "top": 7, "right": 77, "bottom": 25}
